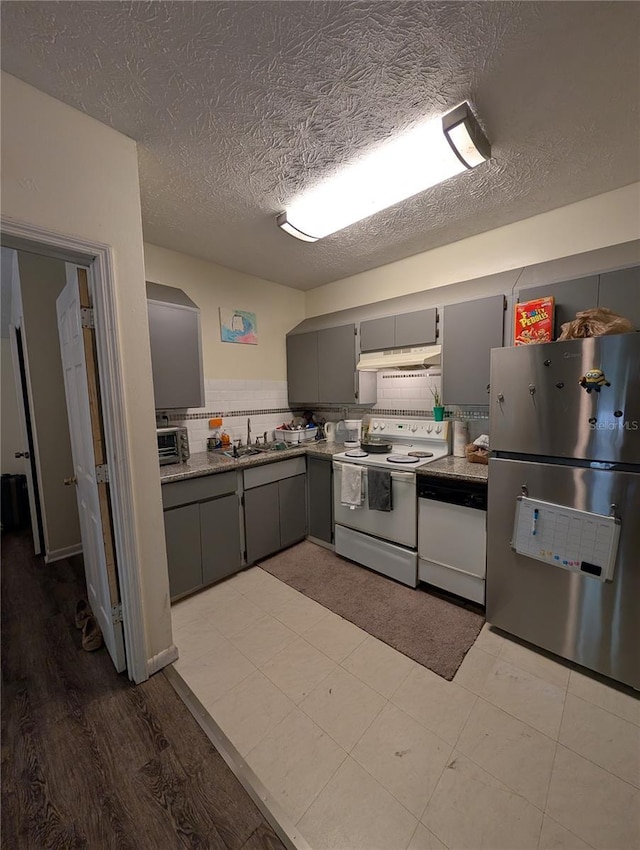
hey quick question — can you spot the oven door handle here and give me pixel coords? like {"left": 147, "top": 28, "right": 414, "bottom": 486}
{"left": 332, "top": 462, "right": 414, "bottom": 483}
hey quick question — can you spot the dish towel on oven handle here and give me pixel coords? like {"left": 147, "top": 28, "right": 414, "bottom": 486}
{"left": 341, "top": 464, "right": 364, "bottom": 509}
{"left": 367, "top": 469, "right": 392, "bottom": 512}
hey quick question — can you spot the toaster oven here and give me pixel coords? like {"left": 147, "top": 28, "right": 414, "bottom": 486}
{"left": 156, "top": 427, "right": 190, "bottom": 466}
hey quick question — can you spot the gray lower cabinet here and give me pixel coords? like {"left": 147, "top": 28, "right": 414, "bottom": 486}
{"left": 307, "top": 456, "right": 333, "bottom": 544}
{"left": 162, "top": 472, "right": 241, "bottom": 600}
{"left": 279, "top": 475, "right": 307, "bottom": 549}
{"left": 442, "top": 294, "right": 504, "bottom": 405}
{"left": 164, "top": 503, "right": 202, "bottom": 599}
{"left": 244, "top": 473, "right": 307, "bottom": 564}
{"left": 244, "top": 482, "right": 281, "bottom": 564}
{"left": 200, "top": 494, "right": 243, "bottom": 585}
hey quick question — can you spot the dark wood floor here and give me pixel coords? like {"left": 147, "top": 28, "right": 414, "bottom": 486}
{"left": 1, "top": 531, "right": 285, "bottom": 850}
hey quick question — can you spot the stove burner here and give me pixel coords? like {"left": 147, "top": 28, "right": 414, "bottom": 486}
{"left": 387, "top": 454, "right": 421, "bottom": 464}
{"left": 345, "top": 449, "right": 368, "bottom": 457}
{"left": 407, "top": 451, "right": 434, "bottom": 458}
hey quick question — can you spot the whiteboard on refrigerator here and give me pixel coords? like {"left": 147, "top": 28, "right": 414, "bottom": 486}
{"left": 512, "top": 496, "right": 620, "bottom": 582}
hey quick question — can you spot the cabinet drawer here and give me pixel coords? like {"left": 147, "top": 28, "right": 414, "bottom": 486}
{"left": 244, "top": 457, "right": 306, "bottom": 490}
{"left": 162, "top": 471, "right": 237, "bottom": 508}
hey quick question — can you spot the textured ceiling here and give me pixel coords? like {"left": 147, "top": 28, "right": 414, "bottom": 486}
{"left": 2, "top": 1, "right": 639, "bottom": 289}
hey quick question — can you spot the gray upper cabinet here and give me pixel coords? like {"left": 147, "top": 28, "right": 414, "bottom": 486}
{"left": 395, "top": 308, "right": 437, "bottom": 348}
{"left": 598, "top": 266, "right": 640, "bottom": 330}
{"left": 287, "top": 323, "right": 376, "bottom": 405}
{"left": 286, "top": 331, "right": 318, "bottom": 405}
{"left": 317, "top": 324, "right": 357, "bottom": 403}
{"left": 147, "top": 282, "right": 205, "bottom": 410}
{"left": 360, "top": 316, "right": 395, "bottom": 352}
{"left": 517, "top": 276, "right": 599, "bottom": 341}
{"left": 442, "top": 295, "right": 504, "bottom": 406}
{"left": 360, "top": 308, "right": 437, "bottom": 352}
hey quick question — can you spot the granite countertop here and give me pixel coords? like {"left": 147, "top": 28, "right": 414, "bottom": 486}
{"left": 160, "top": 441, "right": 347, "bottom": 483}
{"left": 160, "top": 442, "right": 489, "bottom": 485}
{"left": 417, "top": 455, "right": 488, "bottom": 483}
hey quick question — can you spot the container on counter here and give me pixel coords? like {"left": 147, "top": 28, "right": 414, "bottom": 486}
{"left": 453, "top": 420, "right": 470, "bottom": 457}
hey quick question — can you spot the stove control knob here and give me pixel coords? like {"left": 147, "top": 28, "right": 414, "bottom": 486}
{"left": 427, "top": 424, "right": 433, "bottom": 433}
{"left": 372, "top": 422, "right": 378, "bottom": 430}
{"left": 410, "top": 424, "right": 417, "bottom": 432}
{"left": 379, "top": 423, "right": 386, "bottom": 431}
{"left": 435, "top": 425, "right": 442, "bottom": 434}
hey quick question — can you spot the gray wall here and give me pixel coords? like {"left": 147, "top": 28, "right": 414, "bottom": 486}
{"left": 290, "top": 240, "right": 640, "bottom": 340}
{"left": 17, "top": 251, "right": 81, "bottom": 558}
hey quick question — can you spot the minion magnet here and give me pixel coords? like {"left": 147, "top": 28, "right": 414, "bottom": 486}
{"left": 579, "top": 369, "right": 611, "bottom": 393}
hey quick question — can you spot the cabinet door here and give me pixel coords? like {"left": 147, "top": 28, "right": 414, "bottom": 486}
{"left": 360, "top": 316, "right": 395, "bottom": 352}
{"left": 317, "top": 324, "right": 356, "bottom": 403}
{"left": 200, "top": 494, "right": 242, "bottom": 585}
{"left": 518, "top": 276, "right": 599, "bottom": 340}
{"left": 442, "top": 295, "right": 504, "bottom": 406}
{"left": 279, "top": 474, "right": 307, "bottom": 550}
{"left": 598, "top": 266, "right": 640, "bottom": 330}
{"left": 307, "top": 457, "right": 333, "bottom": 544}
{"left": 147, "top": 301, "right": 204, "bottom": 409}
{"left": 164, "top": 504, "right": 202, "bottom": 599}
{"left": 395, "top": 308, "right": 437, "bottom": 347}
{"left": 244, "top": 482, "right": 280, "bottom": 564}
{"left": 287, "top": 331, "right": 318, "bottom": 404}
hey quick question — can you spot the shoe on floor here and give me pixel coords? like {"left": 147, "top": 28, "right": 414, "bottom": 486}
{"left": 75, "top": 599, "right": 91, "bottom": 629}
{"left": 82, "top": 616, "right": 103, "bottom": 652}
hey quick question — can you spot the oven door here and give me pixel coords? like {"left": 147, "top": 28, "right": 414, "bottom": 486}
{"left": 157, "top": 428, "right": 180, "bottom": 465}
{"left": 333, "top": 461, "right": 416, "bottom": 547}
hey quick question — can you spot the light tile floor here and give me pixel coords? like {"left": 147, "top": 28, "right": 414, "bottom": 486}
{"left": 171, "top": 564, "right": 640, "bottom": 850}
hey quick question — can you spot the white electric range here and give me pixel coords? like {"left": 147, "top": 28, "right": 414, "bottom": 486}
{"left": 332, "top": 417, "right": 450, "bottom": 586}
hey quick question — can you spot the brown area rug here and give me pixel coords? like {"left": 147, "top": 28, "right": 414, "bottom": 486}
{"left": 259, "top": 540, "right": 484, "bottom": 681}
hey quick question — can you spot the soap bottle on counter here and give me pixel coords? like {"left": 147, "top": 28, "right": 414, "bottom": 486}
{"left": 220, "top": 429, "right": 231, "bottom": 448}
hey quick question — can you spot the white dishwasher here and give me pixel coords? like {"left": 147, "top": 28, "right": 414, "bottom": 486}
{"left": 418, "top": 475, "right": 487, "bottom": 604}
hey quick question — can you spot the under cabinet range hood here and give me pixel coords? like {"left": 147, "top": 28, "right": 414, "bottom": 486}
{"left": 357, "top": 345, "right": 441, "bottom": 371}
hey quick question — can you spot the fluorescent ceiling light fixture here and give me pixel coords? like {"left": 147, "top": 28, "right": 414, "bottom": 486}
{"left": 277, "top": 101, "right": 490, "bottom": 242}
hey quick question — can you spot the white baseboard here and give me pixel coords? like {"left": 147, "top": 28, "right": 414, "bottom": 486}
{"left": 147, "top": 643, "right": 179, "bottom": 676}
{"left": 44, "top": 544, "right": 83, "bottom": 563}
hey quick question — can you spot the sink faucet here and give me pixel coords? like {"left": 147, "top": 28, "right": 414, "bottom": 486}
{"left": 247, "top": 417, "right": 251, "bottom": 447}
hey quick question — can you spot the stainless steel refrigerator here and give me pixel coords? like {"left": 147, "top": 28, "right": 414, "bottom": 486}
{"left": 487, "top": 332, "right": 640, "bottom": 690}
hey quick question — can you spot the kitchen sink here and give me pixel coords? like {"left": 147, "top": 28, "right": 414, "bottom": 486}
{"left": 221, "top": 446, "right": 267, "bottom": 458}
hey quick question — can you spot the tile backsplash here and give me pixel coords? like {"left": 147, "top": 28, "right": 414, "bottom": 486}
{"left": 160, "top": 379, "right": 294, "bottom": 454}
{"left": 159, "top": 371, "right": 489, "bottom": 454}
{"left": 373, "top": 369, "right": 442, "bottom": 412}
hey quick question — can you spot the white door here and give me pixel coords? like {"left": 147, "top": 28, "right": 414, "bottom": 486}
{"left": 57, "top": 267, "right": 125, "bottom": 672}
{"left": 8, "top": 323, "right": 42, "bottom": 555}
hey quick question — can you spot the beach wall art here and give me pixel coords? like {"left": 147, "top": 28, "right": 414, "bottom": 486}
{"left": 219, "top": 308, "right": 258, "bottom": 344}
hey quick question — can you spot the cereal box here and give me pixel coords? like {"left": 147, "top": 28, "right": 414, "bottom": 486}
{"left": 514, "top": 296, "right": 555, "bottom": 345}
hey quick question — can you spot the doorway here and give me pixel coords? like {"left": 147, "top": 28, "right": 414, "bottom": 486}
{"left": 1, "top": 220, "right": 149, "bottom": 684}
{"left": 12, "top": 324, "right": 45, "bottom": 552}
